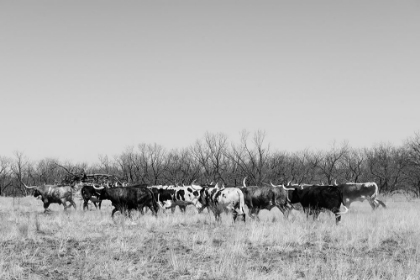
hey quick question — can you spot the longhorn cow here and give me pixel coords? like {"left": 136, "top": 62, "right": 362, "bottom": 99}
{"left": 23, "top": 182, "right": 77, "bottom": 212}
{"left": 93, "top": 185, "right": 159, "bottom": 218}
{"left": 198, "top": 184, "right": 246, "bottom": 222}
{"left": 340, "top": 182, "right": 386, "bottom": 209}
{"left": 274, "top": 183, "right": 349, "bottom": 224}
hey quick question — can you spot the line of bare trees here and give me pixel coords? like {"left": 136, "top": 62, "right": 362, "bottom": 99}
{"left": 1, "top": 131, "right": 420, "bottom": 197}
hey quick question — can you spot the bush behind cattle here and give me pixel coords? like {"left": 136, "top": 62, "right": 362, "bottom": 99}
{"left": 0, "top": 196, "right": 419, "bottom": 280}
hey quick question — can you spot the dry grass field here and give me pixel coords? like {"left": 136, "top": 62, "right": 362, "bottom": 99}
{"left": 1, "top": 195, "right": 419, "bottom": 280}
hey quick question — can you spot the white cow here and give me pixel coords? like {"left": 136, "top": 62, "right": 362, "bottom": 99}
{"left": 198, "top": 184, "right": 246, "bottom": 222}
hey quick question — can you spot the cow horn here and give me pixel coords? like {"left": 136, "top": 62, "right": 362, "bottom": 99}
{"left": 191, "top": 179, "right": 197, "bottom": 185}
{"left": 337, "top": 206, "right": 349, "bottom": 215}
{"left": 282, "top": 184, "right": 295, "bottom": 191}
{"left": 287, "top": 181, "right": 291, "bottom": 186}
{"left": 270, "top": 182, "right": 277, "bottom": 188}
{"left": 92, "top": 185, "right": 105, "bottom": 190}
{"left": 333, "top": 179, "right": 337, "bottom": 186}
{"left": 21, "top": 182, "right": 36, "bottom": 189}
{"left": 243, "top": 177, "right": 247, "bottom": 187}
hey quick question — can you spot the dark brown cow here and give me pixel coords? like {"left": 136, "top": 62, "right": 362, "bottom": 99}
{"left": 273, "top": 183, "right": 349, "bottom": 224}
{"left": 93, "top": 185, "right": 159, "bottom": 218}
{"left": 233, "top": 178, "right": 292, "bottom": 219}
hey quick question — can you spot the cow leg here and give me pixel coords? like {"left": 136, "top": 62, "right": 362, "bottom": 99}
{"left": 335, "top": 213, "right": 342, "bottom": 224}
{"left": 375, "top": 199, "right": 386, "bottom": 208}
{"left": 98, "top": 200, "right": 102, "bottom": 210}
{"left": 148, "top": 205, "right": 158, "bottom": 217}
{"left": 249, "top": 208, "right": 260, "bottom": 220}
{"left": 233, "top": 209, "right": 246, "bottom": 223}
{"left": 43, "top": 202, "right": 51, "bottom": 212}
{"left": 92, "top": 201, "right": 98, "bottom": 209}
{"left": 214, "top": 210, "right": 222, "bottom": 222}
{"left": 367, "top": 198, "right": 378, "bottom": 210}
{"left": 83, "top": 200, "right": 89, "bottom": 211}
{"left": 283, "top": 204, "right": 293, "bottom": 219}
{"left": 254, "top": 209, "right": 261, "bottom": 221}
{"left": 233, "top": 211, "right": 238, "bottom": 222}
{"left": 111, "top": 207, "right": 118, "bottom": 218}
{"left": 303, "top": 207, "right": 310, "bottom": 219}
{"left": 179, "top": 205, "right": 187, "bottom": 213}
{"left": 63, "top": 201, "right": 71, "bottom": 211}
{"left": 69, "top": 199, "right": 76, "bottom": 210}
{"left": 198, "top": 205, "right": 207, "bottom": 214}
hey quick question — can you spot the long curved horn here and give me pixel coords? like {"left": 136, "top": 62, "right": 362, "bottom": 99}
{"left": 243, "top": 177, "right": 247, "bottom": 187}
{"left": 337, "top": 206, "right": 349, "bottom": 215}
{"left": 270, "top": 182, "right": 278, "bottom": 188}
{"left": 21, "top": 181, "right": 36, "bottom": 189}
{"left": 92, "top": 185, "right": 105, "bottom": 190}
{"left": 191, "top": 179, "right": 197, "bottom": 185}
{"left": 282, "top": 184, "right": 295, "bottom": 191}
{"left": 333, "top": 179, "right": 338, "bottom": 186}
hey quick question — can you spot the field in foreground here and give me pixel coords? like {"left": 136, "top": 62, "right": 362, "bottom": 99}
{"left": 1, "top": 196, "right": 419, "bottom": 280}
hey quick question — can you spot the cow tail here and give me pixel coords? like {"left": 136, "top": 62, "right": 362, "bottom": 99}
{"left": 149, "top": 189, "right": 159, "bottom": 214}
{"left": 371, "top": 182, "right": 379, "bottom": 199}
{"left": 339, "top": 185, "right": 345, "bottom": 206}
{"left": 237, "top": 189, "right": 246, "bottom": 216}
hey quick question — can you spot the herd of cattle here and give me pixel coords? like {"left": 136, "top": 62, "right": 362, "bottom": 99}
{"left": 21, "top": 179, "right": 386, "bottom": 224}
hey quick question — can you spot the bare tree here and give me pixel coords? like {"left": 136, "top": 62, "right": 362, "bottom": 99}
{"left": 342, "top": 148, "right": 366, "bottom": 183}
{"left": 267, "top": 151, "right": 289, "bottom": 184}
{"left": 318, "top": 142, "right": 349, "bottom": 184}
{"left": 147, "top": 143, "right": 166, "bottom": 184}
{"left": 11, "top": 151, "right": 29, "bottom": 196}
{"left": 0, "top": 157, "right": 12, "bottom": 196}
{"left": 365, "top": 144, "right": 410, "bottom": 193}
{"left": 164, "top": 148, "right": 200, "bottom": 185}
{"left": 403, "top": 133, "right": 420, "bottom": 196}
{"left": 115, "top": 146, "right": 138, "bottom": 183}
{"left": 229, "top": 130, "right": 270, "bottom": 185}
{"left": 30, "top": 158, "right": 61, "bottom": 184}
{"left": 192, "top": 132, "right": 229, "bottom": 183}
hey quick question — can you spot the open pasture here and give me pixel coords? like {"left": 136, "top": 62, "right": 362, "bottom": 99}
{"left": 1, "top": 196, "right": 419, "bottom": 280}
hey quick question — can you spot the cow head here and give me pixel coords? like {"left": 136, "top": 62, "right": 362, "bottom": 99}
{"left": 92, "top": 185, "right": 108, "bottom": 199}
{"left": 184, "top": 187, "right": 203, "bottom": 209}
{"left": 198, "top": 188, "right": 210, "bottom": 208}
{"left": 33, "top": 188, "right": 43, "bottom": 198}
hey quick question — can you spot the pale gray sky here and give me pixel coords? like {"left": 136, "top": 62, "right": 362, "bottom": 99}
{"left": 1, "top": 0, "right": 419, "bottom": 163}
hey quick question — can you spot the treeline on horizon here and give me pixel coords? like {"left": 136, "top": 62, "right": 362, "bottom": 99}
{"left": 1, "top": 130, "right": 420, "bottom": 197}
